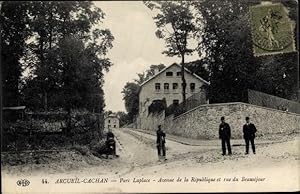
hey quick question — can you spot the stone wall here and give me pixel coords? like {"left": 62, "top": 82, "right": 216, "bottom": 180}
{"left": 248, "top": 89, "right": 300, "bottom": 114}
{"left": 242, "top": 103, "right": 300, "bottom": 135}
{"left": 129, "top": 102, "right": 300, "bottom": 139}
{"left": 136, "top": 112, "right": 165, "bottom": 131}
{"left": 163, "top": 102, "right": 300, "bottom": 139}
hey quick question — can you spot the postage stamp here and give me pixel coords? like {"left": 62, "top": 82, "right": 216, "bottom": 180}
{"left": 249, "top": 3, "right": 296, "bottom": 56}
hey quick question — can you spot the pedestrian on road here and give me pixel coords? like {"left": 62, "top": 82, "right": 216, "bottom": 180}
{"left": 219, "top": 116, "right": 232, "bottom": 156}
{"left": 106, "top": 127, "right": 116, "bottom": 157}
{"left": 243, "top": 117, "right": 257, "bottom": 155}
{"left": 156, "top": 125, "right": 167, "bottom": 161}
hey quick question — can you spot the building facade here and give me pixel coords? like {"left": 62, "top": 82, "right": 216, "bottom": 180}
{"left": 137, "top": 63, "right": 209, "bottom": 129}
{"left": 104, "top": 114, "right": 120, "bottom": 129}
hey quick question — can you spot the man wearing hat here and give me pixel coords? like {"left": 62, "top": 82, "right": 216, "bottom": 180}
{"left": 243, "top": 117, "right": 257, "bottom": 154}
{"left": 219, "top": 116, "right": 232, "bottom": 155}
{"left": 156, "top": 125, "right": 167, "bottom": 161}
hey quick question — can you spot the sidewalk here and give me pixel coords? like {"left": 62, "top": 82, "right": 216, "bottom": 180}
{"left": 128, "top": 128, "right": 290, "bottom": 147}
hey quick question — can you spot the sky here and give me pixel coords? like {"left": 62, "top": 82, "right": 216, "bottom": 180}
{"left": 95, "top": 1, "right": 199, "bottom": 112}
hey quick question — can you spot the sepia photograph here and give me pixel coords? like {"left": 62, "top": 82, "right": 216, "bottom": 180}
{"left": 1, "top": 0, "right": 299, "bottom": 193}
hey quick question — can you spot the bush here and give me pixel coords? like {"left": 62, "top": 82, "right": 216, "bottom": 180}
{"left": 2, "top": 111, "right": 105, "bottom": 151}
{"left": 89, "top": 139, "right": 107, "bottom": 157}
{"left": 72, "top": 145, "right": 90, "bottom": 156}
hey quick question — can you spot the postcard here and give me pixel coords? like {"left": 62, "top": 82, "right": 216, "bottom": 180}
{"left": 1, "top": 1, "right": 299, "bottom": 193}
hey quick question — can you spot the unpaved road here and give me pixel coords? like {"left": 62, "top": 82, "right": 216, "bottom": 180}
{"left": 114, "top": 128, "right": 215, "bottom": 166}
{"left": 2, "top": 128, "right": 299, "bottom": 192}
{"left": 2, "top": 127, "right": 214, "bottom": 177}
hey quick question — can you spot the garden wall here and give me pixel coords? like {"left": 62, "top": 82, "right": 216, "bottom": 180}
{"left": 247, "top": 89, "right": 300, "bottom": 114}
{"left": 163, "top": 102, "right": 300, "bottom": 139}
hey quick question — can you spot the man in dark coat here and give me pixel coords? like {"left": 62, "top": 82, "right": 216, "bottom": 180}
{"left": 106, "top": 128, "right": 116, "bottom": 156}
{"left": 243, "top": 117, "right": 257, "bottom": 154}
{"left": 219, "top": 116, "right": 232, "bottom": 155}
{"left": 156, "top": 125, "right": 167, "bottom": 161}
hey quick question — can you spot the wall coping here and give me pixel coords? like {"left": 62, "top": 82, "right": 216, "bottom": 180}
{"left": 165, "top": 114, "right": 174, "bottom": 120}
{"left": 241, "top": 102, "right": 300, "bottom": 116}
{"left": 172, "top": 102, "right": 300, "bottom": 120}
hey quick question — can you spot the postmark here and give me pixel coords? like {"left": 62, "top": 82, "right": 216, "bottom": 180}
{"left": 249, "top": 3, "right": 296, "bottom": 56}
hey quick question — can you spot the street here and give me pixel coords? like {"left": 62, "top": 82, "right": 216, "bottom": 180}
{"left": 3, "top": 128, "right": 299, "bottom": 178}
{"left": 2, "top": 127, "right": 299, "bottom": 192}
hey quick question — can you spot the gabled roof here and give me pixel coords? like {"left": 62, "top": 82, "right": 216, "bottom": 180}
{"left": 105, "top": 114, "right": 119, "bottom": 119}
{"left": 139, "top": 63, "right": 210, "bottom": 87}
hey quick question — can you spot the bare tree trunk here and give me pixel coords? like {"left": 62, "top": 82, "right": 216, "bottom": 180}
{"left": 181, "top": 53, "right": 187, "bottom": 106}
{"left": 39, "top": 35, "right": 48, "bottom": 111}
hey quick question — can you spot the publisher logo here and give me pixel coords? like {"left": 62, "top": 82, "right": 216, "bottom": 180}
{"left": 16, "top": 179, "right": 30, "bottom": 187}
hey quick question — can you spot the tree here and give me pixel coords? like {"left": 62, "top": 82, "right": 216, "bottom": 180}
{"left": 16, "top": 1, "right": 114, "bottom": 112}
{"left": 145, "top": 1, "right": 199, "bottom": 104}
{"left": 116, "top": 111, "right": 130, "bottom": 127}
{"left": 122, "top": 82, "right": 140, "bottom": 122}
{"left": 122, "top": 64, "right": 165, "bottom": 122}
{"left": 23, "top": 1, "right": 110, "bottom": 111}
{"left": 255, "top": 0, "right": 298, "bottom": 100}
{"left": 1, "top": 2, "right": 31, "bottom": 106}
{"left": 2, "top": 2, "right": 114, "bottom": 134}
{"left": 135, "top": 64, "right": 165, "bottom": 84}
{"left": 185, "top": 59, "right": 209, "bottom": 81}
{"left": 193, "top": 0, "right": 298, "bottom": 103}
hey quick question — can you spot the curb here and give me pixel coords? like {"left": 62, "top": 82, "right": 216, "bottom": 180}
{"left": 129, "top": 128, "right": 289, "bottom": 147}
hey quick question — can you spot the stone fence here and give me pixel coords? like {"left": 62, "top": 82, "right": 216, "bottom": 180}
{"left": 162, "top": 102, "right": 300, "bottom": 139}
{"left": 247, "top": 89, "right": 300, "bottom": 114}
{"left": 128, "top": 102, "right": 300, "bottom": 139}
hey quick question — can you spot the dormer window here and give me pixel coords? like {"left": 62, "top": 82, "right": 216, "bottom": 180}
{"left": 166, "top": 72, "right": 173, "bottom": 77}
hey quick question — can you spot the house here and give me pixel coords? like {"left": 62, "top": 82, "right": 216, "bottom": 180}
{"left": 104, "top": 114, "right": 120, "bottom": 129}
{"left": 138, "top": 63, "right": 209, "bottom": 115}
{"left": 136, "top": 63, "right": 209, "bottom": 129}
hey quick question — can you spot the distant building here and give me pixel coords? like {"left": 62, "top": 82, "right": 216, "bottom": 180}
{"left": 104, "top": 114, "right": 120, "bottom": 129}
{"left": 137, "top": 63, "right": 209, "bottom": 129}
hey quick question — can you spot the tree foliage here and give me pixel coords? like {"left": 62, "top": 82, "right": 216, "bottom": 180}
{"left": 1, "top": 2, "right": 31, "bottom": 106}
{"left": 185, "top": 60, "right": 210, "bottom": 81}
{"left": 1, "top": 2, "right": 114, "bottom": 113}
{"left": 193, "top": 0, "right": 298, "bottom": 103}
{"left": 145, "top": 1, "right": 199, "bottom": 103}
{"left": 121, "top": 82, "right": 140, "bottom": 123}
{"left": 135, "top": 64, "right": 165, "bottom": 84}
{"left": 121, "top": 64, "right": 166, "bottom": 122}
{"left": 115, "top": 111, "right": 130, "bottom": 127}
{"left": 58, "top": 35, "right": 111, "bottom": 113}
{"left": 21, "top": 1, "right": 113, "bottom": 112}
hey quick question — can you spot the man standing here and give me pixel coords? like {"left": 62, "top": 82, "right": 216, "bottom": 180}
{"left": 219, "top": 117, "right": 232, "bottom": 156}
{"left": 156, "top": 125, "right": 167, "bottom": 161}
{"left": 243, "top": 117, "right": 257, "bottom": 155}
{"left": 106, "top": 127, "right": 116, "bottom": 157}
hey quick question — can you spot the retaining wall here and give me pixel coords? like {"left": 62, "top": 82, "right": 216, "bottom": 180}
{"left": 163, "top": 102, "right": 300, "bottom": 139}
